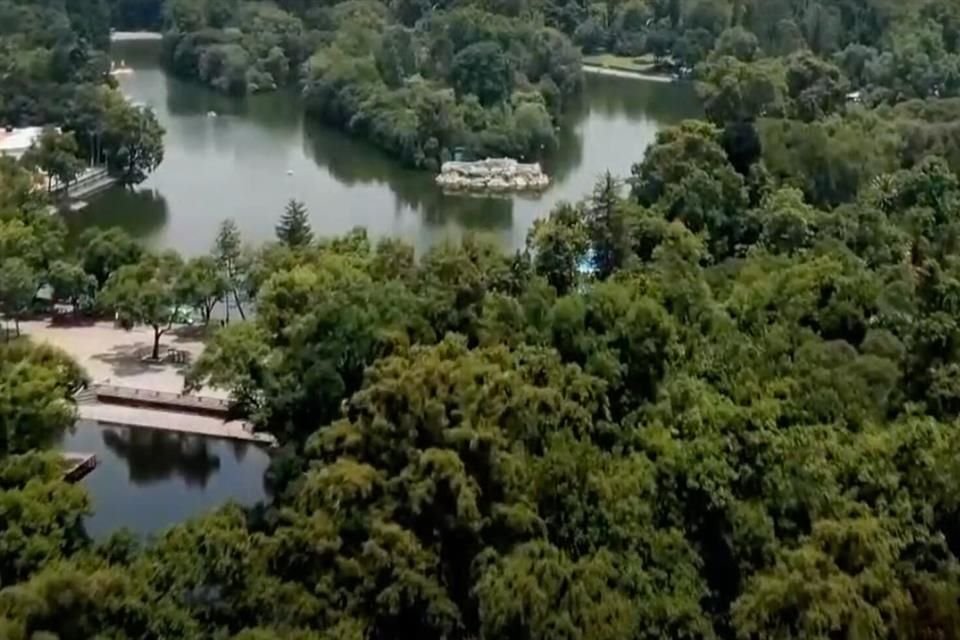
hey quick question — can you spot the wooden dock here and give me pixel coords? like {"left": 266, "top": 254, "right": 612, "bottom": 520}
{"left": 62, "top": 452, "right": 97, "bottom": 482}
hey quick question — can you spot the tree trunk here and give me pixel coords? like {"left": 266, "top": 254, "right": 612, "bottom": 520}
{"left": 233, "top": 288, "right": 246, "bottom": 320}
{"left": 152, "top": 326, "right": 161, "bottom": 360}
{"left": 14, "top": 317, "right": 20, "bottom": 337}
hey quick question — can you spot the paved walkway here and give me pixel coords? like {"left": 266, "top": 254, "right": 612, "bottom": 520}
{"left": 582, "top": 64, "right": 676, "bottom": 83}
{"left": 75, "top": 401, "right": 274, "bottom": 444}
{"left": 20, "top": 319, "right": 223, "bottom": 397}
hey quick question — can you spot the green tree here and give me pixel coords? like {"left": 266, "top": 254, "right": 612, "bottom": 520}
{"left": 631, "top": 120, "right": 749, "bottom": 257}
{"left": 375, "top": 25, "right": 417, "bottom": 88}
{"left": 697, "top": 56, "right": 786, "bottom": 124}
{"left": 751, "top": 187, "right": 822, "bottom": 254}
{"left": 713, "top": 26, "right": 760, "bottom": 61}
{"left": 275, "top": 199, "right": 314, "bottom": 248}
{"left": 527, "top": 202, "right": 590, "bottom": 295}
{"left": 783, "top": 50, "right": 850, "bottom": 122}
{"left": 102, "top": 101, "right": 165, "bottom": 185}
{"left": 176, "top": 256, "right": 228, "bottom": 326}
{"left": 0, "top": 341, "right": 87, "bottom": 455}
{"left": 78, "top": 227, "right": 143, "bottom": 288}
{"left": 99, "top": 253, "right": 185, "bottom": 360}
{"left": 47, "top": 259, "right": 97, "bottom": 314}
{"left": 213, "top": 218, "right": 247, "bottom": 321}
{"left": 22, "top": 128, "right": 85, "bottom": 194}
{"left": 0, "top": 454, "right": 90, "bottom": 587}
{"left": 585, "top": 172, "right": 632, "bottom": 279}
{"left": 0, "top": 258, "right": 38, "bottom": 337}
{"left": 450, "top": 40, "right": 512, "bottom": 106}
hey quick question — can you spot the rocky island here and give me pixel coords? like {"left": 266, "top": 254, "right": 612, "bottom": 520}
{"left": 435, "top": 158, "right": 550, "bottom": 192}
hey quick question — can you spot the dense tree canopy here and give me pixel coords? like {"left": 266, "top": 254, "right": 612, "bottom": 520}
{"left": 7, "top": 2, "right": 960, "bottom": 639}
{"left": 1, "top": 0, "right": 165, "bottom": 187}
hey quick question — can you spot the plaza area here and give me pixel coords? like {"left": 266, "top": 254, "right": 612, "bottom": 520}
{"left": 20, "top": 318, "right": 214, "bottom": 395}
{"left": 18, "top": 319, "right": 271, "bottom": 443}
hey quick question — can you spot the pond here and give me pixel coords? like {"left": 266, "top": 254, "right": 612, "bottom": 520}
{"left": 73, "top": 39, "right": 702, "bottom": 255}
{"left": 57, "top": 420, "right": 271, "bottom": 539}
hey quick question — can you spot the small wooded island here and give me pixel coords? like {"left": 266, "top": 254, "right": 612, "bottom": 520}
{"left": 163, "top": 1, "right": 582, "bottom": 172}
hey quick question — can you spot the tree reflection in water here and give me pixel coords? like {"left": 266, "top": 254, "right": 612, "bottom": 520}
{"left": 101, "top": 425, "right": 227, "bottom": 488}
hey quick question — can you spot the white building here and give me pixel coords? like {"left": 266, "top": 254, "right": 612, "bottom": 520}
{"left": 0, "top": 126, "right": 44, "bottom": 161}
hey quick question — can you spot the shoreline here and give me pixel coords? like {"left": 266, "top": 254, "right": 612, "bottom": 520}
{"left": 110, "top": 31, "right": 163, "bottom": 42}
{"left": 582, "top": 64, "right": 676, "bottom": 84}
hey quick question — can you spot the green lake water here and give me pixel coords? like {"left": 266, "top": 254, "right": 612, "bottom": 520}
{"left": 75, "top": 39, "right": 701, "bottom": 255}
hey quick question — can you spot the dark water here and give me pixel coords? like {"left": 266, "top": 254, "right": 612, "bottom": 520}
{"left": 58, "top": 420, "right": 271, "bottom": 538}
{"left": 73, "top": 39, "right": 701, "bottom": 255}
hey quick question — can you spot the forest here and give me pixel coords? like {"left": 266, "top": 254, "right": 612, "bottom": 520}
{"left": 6, "top": 0, "right": 960, "bottom": 638}
{"left": 0, "top": 0, "right": 165, "bottom": 186}
{"left": 147, "top": 0, "right": 960, "bottom": 168}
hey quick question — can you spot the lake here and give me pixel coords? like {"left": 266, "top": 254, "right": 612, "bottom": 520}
{"left": 59, "top": 40, "right": 700, "bottom": 538}
{"left": 74, "top": 39, "right": 701, "bottom": 255}
{"left": 58, "top": 420, "right": 271, "bottom": 539}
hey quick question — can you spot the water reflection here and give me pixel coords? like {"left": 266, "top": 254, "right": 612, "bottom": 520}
{"left": 302, "top": 119, "right": 515, "bottom": 230}
{"left": 79, "top": 40, "right": 700, "bottom": 255}
{"left": 101, "top": 427, "right": 221, "bottom": 487}
{"left": 65, "top": 188, "right": 168, "bottom": 242}
{"left": 58, "top": 420, "right": 271, "bottom": 539}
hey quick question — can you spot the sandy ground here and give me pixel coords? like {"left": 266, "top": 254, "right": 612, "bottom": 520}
{"left": 20, "top": 319, "right": 219, "bottom": 395}
{"left": 19, "top": 319, "right": 275, "bottom": 442}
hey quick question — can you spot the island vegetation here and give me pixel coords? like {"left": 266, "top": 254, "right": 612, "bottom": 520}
{"left": 161, "top": 0, "right": 582, "bottom": 169}
{"left": 7, "top": 0, "right": 960, "bottom": 638}
{"left": 98, "top": 0, "right": 960, "bottom": 172}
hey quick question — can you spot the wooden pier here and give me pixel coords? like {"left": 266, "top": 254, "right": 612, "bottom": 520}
{"left": 62, "top": 452, "right": 97, "bottom": 482}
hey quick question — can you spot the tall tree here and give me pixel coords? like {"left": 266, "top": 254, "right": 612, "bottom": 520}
{"left": 527, "top": 202, "right": 590, "bottom": 295}
{"left": 78, "top": 227, "right": 143, "bottom": 289}
{"left": 449, "top": 40, "right": 513, "bottom": 106}
{"left": 213, "top": 219, "right": 246, "bottom": 321}
{"left": 585, "top": 172, "right": 631, "bottom": 279}
{"left": 99, "top": 252, "right": 185, "bottom": 360}
{"left": 275, "top": 199, "right": 313, "bottom": 248}
{"left": 0, "top": 258, "right": 39, "bottom": 337}
{"left": 48, "top": 260, "right": 97, "bottom": 315}
{"left": 177, "top": 256, "right": 228, "bottom": 326}
{"left": 22, "top": 128, "right": 85, "bottom": 194}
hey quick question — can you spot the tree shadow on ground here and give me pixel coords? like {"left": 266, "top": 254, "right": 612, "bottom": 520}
{"left": 90, "top": 342, "right": 194, "bottom": 379}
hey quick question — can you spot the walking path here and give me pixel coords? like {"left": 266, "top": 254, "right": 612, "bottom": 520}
{"left": 20, "top": 319, "right": 274, "bottom": 444}
{"left": 582, "top": 64, "right": 676, "bottom": 83}
{"left": 111, "top": 31, "right": 163, "bottom": 41}
{"left": 75, "top": 400, "right": 274, "bottom": 444}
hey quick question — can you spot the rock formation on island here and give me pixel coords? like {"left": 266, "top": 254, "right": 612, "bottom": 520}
{"left": 435, "top": 158, "right": 550, "bottom": 192}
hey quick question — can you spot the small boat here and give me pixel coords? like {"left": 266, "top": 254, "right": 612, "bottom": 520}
{"left": 287, "top": 169, "right": 294, "bottom": 176}
{"left": 207, "top": 111, "right": 218, "bottom": 118}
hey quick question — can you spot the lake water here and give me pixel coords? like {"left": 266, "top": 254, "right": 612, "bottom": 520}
{"left": 74, "top": 39, "right": 701, "bottom": 255}
{"left": 58, "top": 420, "right": 271, "bottom": 539}
{"left": 57, "top": 41, "right": 699, "bottom": 538}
